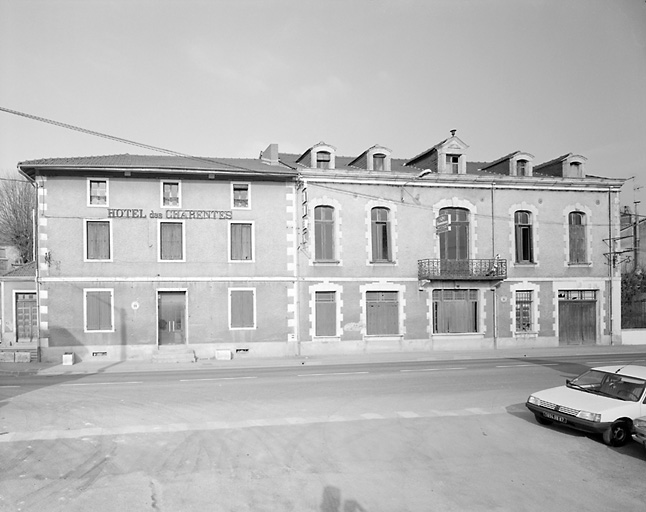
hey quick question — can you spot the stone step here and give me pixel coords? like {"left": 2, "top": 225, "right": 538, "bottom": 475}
{"left": 152, "top": 348, "right": 196, "bottom": 364}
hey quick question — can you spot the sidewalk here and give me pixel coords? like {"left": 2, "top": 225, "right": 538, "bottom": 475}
{"left": 1, "top": 344, "right": 645, "bottom": 376}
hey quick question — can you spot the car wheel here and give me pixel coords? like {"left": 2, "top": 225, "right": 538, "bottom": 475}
{"left": 602, "top": 422, "right": 630, "bottom": 447}
{"left": 535, "top": 413, "right": 552, "bottom": 425}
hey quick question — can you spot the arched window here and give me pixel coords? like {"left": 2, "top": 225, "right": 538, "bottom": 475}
{"left": 439, "top": 208, "right": 469, "bottom": 260}
{"left": 516, "top": 160, "right": 528, "bottom": 176}
{"left": 371, "top": 207, "right": 391, "bottom": 262}
{"left": 514, "top": 211, "right": 534, "bottom": 263}
{"left": 373, "top": 153, "right": 386, "bottom": 171}
{"left": 314, "top": 206, "right": 335, "bottom": 261}
{"left": 569, "top": 211, "right": 586, "bottom": 263}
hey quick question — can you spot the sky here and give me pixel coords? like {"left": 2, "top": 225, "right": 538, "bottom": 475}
{"left": 1, "top": 0, "right": 645, "bottom": 207}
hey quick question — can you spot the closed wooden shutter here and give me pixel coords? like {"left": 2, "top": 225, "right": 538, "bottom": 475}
{"left": 87, "top": 221, "right": 110, "bottom": 259}
{"left": 160, "top": 222, "right": 183, "bottom": 260}
{"left": 231, "top": 223, "right": 252, "bottom": 260}
{"left": 366, "top": 291, "right": 398, "bottom": 335}
{"left": 86, "top": 291, "right": 112, "bottom": 331}
{"left": 231, "top": 290, "right": 254, "bottom": 328}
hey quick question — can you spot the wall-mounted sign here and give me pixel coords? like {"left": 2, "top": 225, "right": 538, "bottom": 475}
{"left": 107, "top": 208, "right": 232, "bottom": 220}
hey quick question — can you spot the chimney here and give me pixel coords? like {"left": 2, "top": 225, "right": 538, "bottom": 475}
{"left": 450, "top": 129, "right": 457, "bottom": 137}
{"left": 260, "top": 143, "right": 279, "bottom": 165}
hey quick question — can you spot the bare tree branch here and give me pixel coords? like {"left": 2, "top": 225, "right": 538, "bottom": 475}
{"left": 0, "top": 179, "right": 36, "bottom": 263}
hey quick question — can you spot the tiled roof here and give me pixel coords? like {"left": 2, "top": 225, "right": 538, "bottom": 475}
{"left": 2, "top": 261, "right": 35, "bottom": 278}
{"left": 18, "top": 154, "right": 297, "bottom": 176}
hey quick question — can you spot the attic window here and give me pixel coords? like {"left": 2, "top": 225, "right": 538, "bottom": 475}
{"left": 517, "top": 160, "right": 528, "bottom": 176}
{"left": 446, "top": 155, "right": 460, "bottom": 174}
{"left": 570, "top": 162, "right": 581, "bottom": 176}
{"left": 373, "top": 153, "right": 386, "bottom": 171}
{"left": 317, "top": 151, "right": 331, "bottom": 169}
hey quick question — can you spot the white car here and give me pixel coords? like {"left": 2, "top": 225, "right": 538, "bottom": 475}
{"left": 526, "top": 365, "right": 646, "bottom": 446}
{"left": 633, "top": 416, "right": 646, "bottom": 453}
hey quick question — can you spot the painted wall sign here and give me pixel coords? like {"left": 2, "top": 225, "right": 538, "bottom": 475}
{"left": 107, "top": 208, "right": 232, "bottom": 219}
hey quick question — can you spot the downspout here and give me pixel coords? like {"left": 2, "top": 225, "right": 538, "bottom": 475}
{"left": 491, "top": 181, "right": 497, "bottom": 349}
{"left": 608, "top": 186, "right": 614, "bottom": 344}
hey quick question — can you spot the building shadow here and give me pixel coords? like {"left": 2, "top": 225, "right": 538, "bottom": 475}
{"left": 321, "top": 486, "right": 368, "bottom": 512}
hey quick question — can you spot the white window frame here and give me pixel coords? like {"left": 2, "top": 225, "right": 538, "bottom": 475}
{"left": 157, "top": 219, "right": 186, "bottom": 262}
{"left": 84, "top": 219, "right": 113, "bottom": 262}
{"left": 84, "top": 288, "right": 114, "bottom": 333}
{"left": 231, "top": 182, "right": 251, "bottom": 210}
{"left": 160, "top": 180, "right": 182, "bottom": 208}
{"left": 87, "top": 178, "right": 109, "bottom": 207}
{"left": 228, "top": 287, "right": 256, "bottom": 330}
{"left": 367, "top": 201, "right": 397, "bottom": 265}
{"left": 228, "top": 221, "right": 255, "bottom": 263}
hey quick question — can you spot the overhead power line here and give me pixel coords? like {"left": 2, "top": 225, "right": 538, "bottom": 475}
{"left": 0, "top": 106, "right": 258, "bottom": 173}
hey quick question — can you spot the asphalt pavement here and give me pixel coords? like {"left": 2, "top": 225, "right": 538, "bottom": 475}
{"left": 1, "top": 343, "right": 645, "bottom": 376}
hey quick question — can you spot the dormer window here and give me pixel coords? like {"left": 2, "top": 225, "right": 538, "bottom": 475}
{"left": 446, "top": 155, "right": 460, "bottom": 174}
{"left": 570, "top": 162, "right": 581, "bottom": 175}
{"left": 373, "top": 153, "right": 386, "bottom": 171}
{"left": 316, "top": 151, "right": 331, "bottom": 169}
{"left": 517, "top": 160, "right": 528, "bottom": 176}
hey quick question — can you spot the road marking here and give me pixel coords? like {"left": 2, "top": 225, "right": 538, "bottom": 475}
{"left": 297, "top": 371, "right": 369, "bottom": 377}
{"left": 400, "top": 367, "right": 466, "bottom": 372}
{"left": 179, "top": 376, "right": 257, "bottom": 382}
{"left": 60, "top": 381, "right": 143, "bottom": 386}
{"left": 495, "top": 364, "right": 536, "bottom": 368}
{"left": 0, "top": 385, "right": 19, "bottom": 388}
{"left": 0, "top": 405, "right": 523, "bottom": 443}
{"left": 585, "top": 360, "right": 634, "bottom": 365}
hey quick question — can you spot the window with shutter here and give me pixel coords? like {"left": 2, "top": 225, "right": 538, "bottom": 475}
{"left": 315, "top": 291, "right": 337, "bottom": 336}
{"left": 86, "top": 221, "right": 111, "bottom": 260}
{"left": 160, "top": 222, "right": 183, "bottom": 260}
{"left": 569, "top": 212, "right": 587, "bottom": 263}
{"left": 514, "top": 211, "right": 534, "bottom": 263}
{"left": 366, "top": 291, "right": 399, "bottom": 335}
{"left": 230, "top": 223, "right": 253, "bottom": 261}
{"left": 371, "top": 207, "right": 392, "bottom": 262}
{"left": 85, "top": 289, "right": 113, "bottom": 331}
{"left": 230, "top": 289, "right": 255, "bottom": 328}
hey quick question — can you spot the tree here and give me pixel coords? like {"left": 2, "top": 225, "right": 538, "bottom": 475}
{"left": 0, "top": 178, "right": 36, "bottom": 264}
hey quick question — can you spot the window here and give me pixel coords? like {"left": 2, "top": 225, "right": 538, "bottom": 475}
{"left": 446, "top": 154, "right": 460, "bottom": 174}
{"left": 371, "top": 207, "right": 392, "bottom": 262}
{"left": 88, "top": 179, "right": 108, "bottom": 206}
{"left": 515, "top": 290, "right": 533, "bottom": 331}
{"left": 85, "top": 289, "right": 113, "bottom": 332}
{"left": 0, "top": 248, "right": 8, "bottom": 273}
{"left": 162, "top": 181, "right": 180, "bottom": 207}
{"left": 315, "top": 291, "right": 337, "bottom": 336}
{"left": 569, "top": 211, "right": 587, "bottom": 263}
{"left": 230, "top": 222, "right": 253, "bottom": 261}
{"left": 439, "top": 208, "right": 469, "bottom": 260}
{"left": 316, "top": 151, "right": 331, "bottom": 169}
{"left": 373, "top": 153, "right": 386, "bottom": 171}
{"left": 516, "top": 160, "right": 528, "bottom": 176}
{"left": 160, "top": 222, "right": 183, "bottom": 260}
{"left": 514, "top": 211, "right": 534, "bottom": 263}
{"left": 232, "top": 183, "right": 250, "bottom": 209}
{"left": 433, "top": 289, "right": 478, "bottom": 333}
{"left": 366, "top": 291, "right": 399, "bottom": 335}
{"left": 314, "top": 206, "right": 335, "bottom": 261}
{"left": 86, "top": 220, "right": 111, "bottom": 260}
{"left": 229, "top": 289, "right": 255, "bottom": 329}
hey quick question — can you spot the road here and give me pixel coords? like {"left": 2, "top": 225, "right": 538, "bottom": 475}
{"left": 1, "top": 353, "right": 645, "bottom": 511}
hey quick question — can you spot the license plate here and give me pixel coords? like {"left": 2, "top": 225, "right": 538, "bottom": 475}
{"left": 544, "top": 412, "right": 567, "bottom": 423}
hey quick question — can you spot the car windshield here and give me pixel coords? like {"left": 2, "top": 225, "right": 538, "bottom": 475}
{"left": 569, "top": 369, "right": 646, "bottom": 402}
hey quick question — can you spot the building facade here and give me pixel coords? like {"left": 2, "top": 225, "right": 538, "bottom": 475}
{"left": 18, "top": 133, "right": 626, "bottom": 362}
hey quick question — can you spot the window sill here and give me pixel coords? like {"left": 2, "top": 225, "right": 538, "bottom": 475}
{"left": 514, "top": 262, "right": 536, "bottom": 266}
{"left": 567, "top": 262, "right": 592, "bottom": 267}
{"left": 313, "top": 260, "right": 340, "bottom": 265}
{"left": 515, "top": 330, "right": 538, "bottom": 336}
{"left": 369, "top": 260, "right": 396, "bottom": 265}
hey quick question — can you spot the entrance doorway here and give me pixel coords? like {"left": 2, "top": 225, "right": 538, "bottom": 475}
{"left": 16, "top": 292, "right": 37, "bottom": 342}
{"left": 157, "top": 291, "right": 186, "bottom": 345}
{"left": 558, "top": 290, "right": 597, "bottom": 345}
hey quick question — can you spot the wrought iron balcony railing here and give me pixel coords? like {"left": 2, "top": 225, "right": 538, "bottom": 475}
{"left": 418, "top": 258, "right": 507, "bottom": 281}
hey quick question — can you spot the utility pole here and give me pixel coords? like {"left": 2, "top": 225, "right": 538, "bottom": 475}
{"left": 634, "top": 184, "right": 642, "bottom": 271}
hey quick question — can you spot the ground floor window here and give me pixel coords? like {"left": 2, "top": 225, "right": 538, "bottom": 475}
{"left": 315, "top": 291, "right": 337, "bottom": 336}
{"left": 229, "top": 288, "right": 255, "bottom": 329}
{"left": 84, "top": 289, "right": 114, "bottom": 332}
{"left": 515, "top": 290, "right": 533, "bottom": 332}
{"left": 433, "top": 289, "right": 478, "bottom": 333}
{"left": 366, "top": 291, "right": 399, "bottom": 335}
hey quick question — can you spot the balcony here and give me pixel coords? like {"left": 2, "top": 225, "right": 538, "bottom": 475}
{"left": 418, "top": 258, "right": 507, "bottom": 281}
